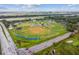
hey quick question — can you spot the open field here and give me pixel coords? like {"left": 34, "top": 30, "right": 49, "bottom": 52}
{"left": 34, "top": 33, "right": 79, "bottom": 55}
{"left": 9, "top": 20, "right": 67, "bottom": 48}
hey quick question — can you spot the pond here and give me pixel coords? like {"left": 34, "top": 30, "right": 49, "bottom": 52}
{"left": 15, "top": 34, "right": 40, "bottom": 40}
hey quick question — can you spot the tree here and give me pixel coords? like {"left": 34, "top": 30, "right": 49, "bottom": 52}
{"left": 1, "top": 20, "right": 11, "bottom": 28}
{"left": 66, "top": 19, "right": 77, "bottom": 32}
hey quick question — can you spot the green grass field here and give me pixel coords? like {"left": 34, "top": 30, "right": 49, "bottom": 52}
{"left": 9, "top": 20, "right": 67, "bottom": 48}
{"left": 34, "top": 33, "right": 79, "bottom": 55}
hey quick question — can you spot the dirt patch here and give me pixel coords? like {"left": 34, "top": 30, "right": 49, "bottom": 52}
{"left": 28, "top": 26, "right": 46, "bottom": 35}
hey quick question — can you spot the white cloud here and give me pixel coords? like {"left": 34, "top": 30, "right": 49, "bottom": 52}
{"left": 67, "top": 4, "right": 73, "bottom": 6}
{"left": 26, "top": 4, "right": 40, "bottom": 8}
{"left": 26, "top": 5, "right": 35, "bottom": 8}
{"left": 67, "top": 4, "right": 78, "bottom": 7}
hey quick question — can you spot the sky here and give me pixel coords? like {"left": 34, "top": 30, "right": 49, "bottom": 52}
{"left": 0, "top": 4, "right": 79, "bottom": 12}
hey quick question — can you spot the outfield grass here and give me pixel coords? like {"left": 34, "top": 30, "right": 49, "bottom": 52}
{"left": 34, "top": 33, "right": 79, "bottom": 55}
{"left": 9, "top": 20, "right": 67, "bottom": 48}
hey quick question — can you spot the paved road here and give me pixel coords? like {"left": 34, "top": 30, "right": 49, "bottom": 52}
{"left": 0, "top": 22, "right": 17, "bottom": 55}
{"left": 0, "top": 22, "right": 17, "bottom": 49}
{"left": 0, "top": 26, "right": 17, "bottom": 54}
{"left": 18, "top": 32, "right": 72, "bottom": 55}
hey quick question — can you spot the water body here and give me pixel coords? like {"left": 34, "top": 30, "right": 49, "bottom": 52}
{"left": 15, "top": 34, "right": 40, "bottom": 40}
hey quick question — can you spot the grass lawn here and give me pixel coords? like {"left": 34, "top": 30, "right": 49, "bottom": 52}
{"left": 9, "top": 20, "right": 67, "bottom": 48}
{"left": 34, "top": 33, "right": 79, "bottom": 55}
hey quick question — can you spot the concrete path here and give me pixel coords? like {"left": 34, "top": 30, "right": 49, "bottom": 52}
{"left": 0, "top": 26, "right": 17, "bottom": 55}
{"left": 18, "top": 32, "right": 72, "bottom": 55}
{"left": 0, "top": 22, "right": 17, "bottom": 50}
{"left": 0, "top": 22, "right": 17, "bottom": 55}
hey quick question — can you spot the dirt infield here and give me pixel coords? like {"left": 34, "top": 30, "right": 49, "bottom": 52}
{"left": 28, "top": 26, "right": 46, "bottom": 35}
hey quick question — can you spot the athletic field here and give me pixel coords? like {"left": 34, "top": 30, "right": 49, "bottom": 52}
{"left": 9, "top": 20, "right": 67, "bottom": 48}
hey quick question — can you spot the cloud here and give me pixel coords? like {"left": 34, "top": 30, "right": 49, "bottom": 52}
{"left": 17, "top": 4, "right": 41, "bottom": 11}
{"left": 67, "top": 4, "right": 73, "bottom": 6}
{"left": 26, "top": 4, "right": 40, "bottom": 8}
{"left": 67, "top": 4, "right": 78, "bottom": 7}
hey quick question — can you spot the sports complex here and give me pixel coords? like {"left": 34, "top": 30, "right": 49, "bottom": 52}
{"left": 9, "top": 20, "right": 67, "bottom": 48}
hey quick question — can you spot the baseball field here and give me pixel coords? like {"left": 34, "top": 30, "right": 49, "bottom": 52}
{"left": 9, "top": 20, "right": 67, "bottom": 48}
